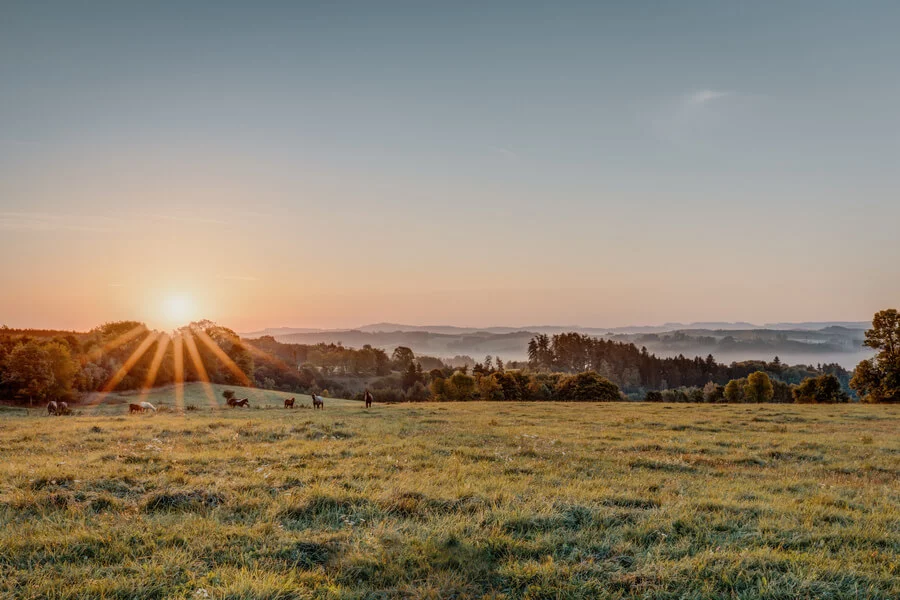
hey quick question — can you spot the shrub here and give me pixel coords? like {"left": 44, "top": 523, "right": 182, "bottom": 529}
{"left": 406, "top": 381, "right": 430, "bottom": 402}
{"left": 702, "top": 381, "right": 724, "bottom": 403}
{"left": 555, "top": 371, "right": 620, "bottom": 402}
{"left": 793, "top": 374, "right": 849, "bottom": 403}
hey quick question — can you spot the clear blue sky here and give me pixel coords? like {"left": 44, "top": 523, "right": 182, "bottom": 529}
{"left": 1, "top": 1, "right": 898, "bottom": 330}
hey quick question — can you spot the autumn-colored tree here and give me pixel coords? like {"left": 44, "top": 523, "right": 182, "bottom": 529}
{"left": 429, "top": 376, "right": 446, "bottom": 400}
{"left": 443, "top": 371, "right": 476, "bottom": 401}
{"left": 477, "top": 374, "right": 504, "bottom": 401}
{"left": 723, "top": 378, "right": 744, "bottom": 402}
{"left": 744, "top": 371, "right": 774, "bottom": 403}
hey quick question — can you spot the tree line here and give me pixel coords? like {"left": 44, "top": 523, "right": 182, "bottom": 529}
{"left": 523, "top": 332, "right": 852, "bottom": 396}
{"left": 0, "top": 321, "right": 254, "bottom": 404}
{"left": 359, "top": 309, "right": 898, "bottom": 404}
{"left": 2, "top": 308, "right": 896, "bottom": 405}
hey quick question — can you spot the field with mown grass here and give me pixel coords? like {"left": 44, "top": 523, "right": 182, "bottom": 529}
{"left": 1, "top": 396, "right": 898, "bottom": 599}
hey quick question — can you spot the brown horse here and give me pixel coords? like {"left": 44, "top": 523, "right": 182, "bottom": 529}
{"left": 227, "top": 397, "right": 249, "bottom": 408}
{"left": 58, "top": 401, "right": 69, "bottom": 415}
{"left": 312, "top": 394, "right": 324, "bottom": 410}
{"left": 129, "top": 403, "right": 144, "bottom": 414}
{"left": 284, "top": 397, "right": 295, "bottom": 409}
{"left": 364, "top": 389, "right": 374, "bottom": 408}
{"left": 47, "top": 401, "right": 58, "bottom": 416}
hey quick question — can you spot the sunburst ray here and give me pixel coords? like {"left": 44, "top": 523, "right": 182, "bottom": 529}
{"left": 194, "top": 329, "right": 252, "bottom": 387}
{"left": 173, "top": 334, "right": 185, "bottom": 411}
{"left": 82, "top": 324, "right": 148, "bottom": 364}
{"left": 139, "top": 334, "right": 171, "bottom": 403}
{"left": 183, "top": 331, "right": 217, "bottom": 408}
{"left": 85, "top": 331, "right": 158, "bottom": 408}
{"left": 243, "top": 342, "right": 294, "bottom": 372}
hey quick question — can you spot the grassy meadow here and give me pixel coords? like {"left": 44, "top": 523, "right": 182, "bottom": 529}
{"left": 0, "top": 390, "right": 898, "bottom": 599}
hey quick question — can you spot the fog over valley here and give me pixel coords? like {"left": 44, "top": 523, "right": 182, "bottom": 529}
{"left": 242, "top": 321, "right": 874, "bottom": 369}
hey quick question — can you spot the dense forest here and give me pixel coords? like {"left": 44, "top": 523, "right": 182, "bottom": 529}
{"left": 522, "top": 332, "right": 852, "bottom": 395}
{"left": 2, "top": 309, "right": 896, "bottom": 405}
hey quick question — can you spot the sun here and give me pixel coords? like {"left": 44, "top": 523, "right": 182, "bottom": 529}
{"left": 160, "top": 293, "right": 195, "bottom": 329}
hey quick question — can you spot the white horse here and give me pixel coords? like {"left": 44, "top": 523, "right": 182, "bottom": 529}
{"left": 139, "top": 401, "right": 158, "bottom": 412}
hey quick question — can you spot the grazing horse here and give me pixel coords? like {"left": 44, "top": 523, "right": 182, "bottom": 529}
{"left": 129, "top": 403, "right": 144, "bottom": 414}
{"left": 284, "top": 397, "right": 295, "bottom": 409}
{"left": 58, "top": 401, "right": 69, "bottom": 415}
{"left": 312, "top": 394, "right": 324, "bottom": 410}
{"left": 227, "top": 398, "right": 249, "bottom": 408}
{"left": 364, "top": 389, "right": 374, "bottom": 409}
{"left": 47, "top": 401, "right": 58, "bottom": 416}
{"left": 139, "top": 401, "right": 157, "bottom": 412}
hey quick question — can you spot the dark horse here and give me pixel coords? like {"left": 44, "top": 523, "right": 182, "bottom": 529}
{"left": 47, "top": 401, "right": 58, "bottom": 416}
{"left": 227, "top": 397, "right": 249, "bottom": 408}
{"left": 364, "top": 389, "right": 374, "bottom": 408}
{"left": 129, "top": 403, "right": 144, "bottom": 414}
{"left": 312, "top": 394, "right": 324, "bottom": 410}
{"left": 284, "top": 397, "right": 295, "bottom": 409}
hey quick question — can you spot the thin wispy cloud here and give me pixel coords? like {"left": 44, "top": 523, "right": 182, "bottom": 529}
{"left": 649, "top": 88, "right": 753, "bottom": 145}
{"left": 0, "top": 211, "right": 233, "bottom": 233}
{"left": 489, "top": 146, "right": 520, "bottom": 160}
{"left": 149, "top": 214, "right": 230, "bottom": 226}
{"left": 686, "top": 89, "right": 733, "bottom": 106}
{"left": 0, "top": 212, "right": 123, "bottom": 233}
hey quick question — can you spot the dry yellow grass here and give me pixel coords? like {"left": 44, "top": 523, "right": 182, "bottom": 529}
{"left": 1, "top": 395, "right": 898, "bottom": 599}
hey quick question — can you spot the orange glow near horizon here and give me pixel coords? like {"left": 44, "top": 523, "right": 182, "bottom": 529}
{"left": 79, "top": 322, "right": 255, "bottom": 413}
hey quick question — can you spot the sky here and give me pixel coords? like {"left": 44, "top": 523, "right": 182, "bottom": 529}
{"left": 1, "top": 1, "right": 898, "bottom": 332}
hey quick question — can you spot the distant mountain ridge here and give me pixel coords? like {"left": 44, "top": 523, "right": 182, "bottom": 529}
{"left": 238, "top": 320, "right": 873, "bottom": 369}
{"left": 241, "top": 320, "right": 870, "bottom": 338}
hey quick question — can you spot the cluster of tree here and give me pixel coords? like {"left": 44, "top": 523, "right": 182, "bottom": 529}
{"left": 427, "top": 369, "right": 620, "bottom": 402}
{"left": 242, "top": 338, "right": 451, "bottom": 398}
{"left": 646, "top": 371, "right": 848, "bottom": 404}
{"left": 347, "top": 348, "right": 620, "bottom": 404}
{"left": 244, "top": 338, "right": 449, "bottom": 376}
{"left": 850, "top": 309, "right": 899, "bottom": 403}
{"left": 792, "top": 374, "right": 849, "bottom": 403}
{"left": 525, "top": 332, "right": 852, "bottom": 396}
{"left": 247, "top": 336, "right": 392, "bottom": 377}
{"left": 0, "top": 321, "right": 255, "bottom": 405}
{"left": 0, "top": 338, "right": 78, "bottom": 404}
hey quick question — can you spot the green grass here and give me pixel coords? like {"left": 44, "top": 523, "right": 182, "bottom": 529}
{"left": 1, "top": 400, "right": 898, "bottom": 599}
{"left": 73, "top": 383, "right": 358, "bottom": 415}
